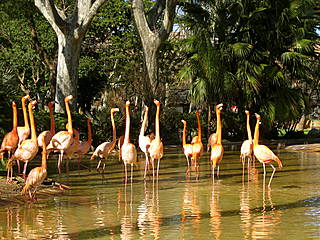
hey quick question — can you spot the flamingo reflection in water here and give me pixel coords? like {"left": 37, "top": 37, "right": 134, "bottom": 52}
{"left": 137, "top": 181, "right": 161, "bottom": 239}
{"left": 251, "top": 190, "right": 283, "bottom": 240}
{"left": 239, "top": 181, "right": 252, "bottom": 239}
{"left": 209, "top": 183, "right": 222, "bottom": 240}
{"left": 120, "top": 181, "right": 135, "bottom": 240}
{"left": 181, "top": 179, "right": 201, "bottom": 237}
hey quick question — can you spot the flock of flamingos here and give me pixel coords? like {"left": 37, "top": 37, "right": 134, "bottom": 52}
{"left": 0, "top": 95, "right": 283, "bottom": 200}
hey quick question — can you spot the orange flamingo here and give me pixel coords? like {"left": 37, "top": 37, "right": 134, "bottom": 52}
{"left": 210, "top": 104, "right": 224, "bottom": 180}
{"left": 64, "top": 127, "right": 80, "bottom": 172}
{"left": 76, "top": 119, "right": 92, "bottom": 157}
{"left": 90, "top": 108, "right": 119, "bottom": 171}
{"left": 148, "top": 99, "right": 163, "bottom": 177}
{"left": 240, "top": 110, "right": 253, "bottom": 177}
{"left": 118, "top": 135, "right": 124, "bottom": 162}
{"left": 139, "top": 106, "right": 152, "bottom": 178}
{"left": 181, "top": 120, "right": 193, "bottom": 170}
{"left": 17, "top": 95, "right": 31, "bottom": 146}
{"left": 253, "top": 113, "right": 283, "bottom": 188}
{"left": 121, "top": 101, "right": 137, "bottom": 182}
{"left": 9, "top": 100, "right": 38, "bottom": 181}
{"left": 21, "top": 134, "right": 47, "bottom": 200}
{"left": 47, "top": 95, "right": 74, "bottom": 174}
{"left": 191, "top": 110, "right": 203, "bottom": 170}
{"left": 207, "top": 133, "right": 217, "bottom": 152}
{"left": 0, "top": 102, "right": 19, "bottom": 162}
{"left": 37, "top": 101, "right": 55, "bottom": 149}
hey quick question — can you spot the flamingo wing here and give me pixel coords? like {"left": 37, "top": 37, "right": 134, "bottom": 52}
{"left": 253, "top": 145, "right": 277, "bottom": 163}
{"left": 210, "top": 144, "right": 224, "bottom": 167}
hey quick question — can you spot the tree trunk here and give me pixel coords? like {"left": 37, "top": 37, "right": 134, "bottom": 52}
{"left": 55, "top": 34, "right": 82, "bottom": 112}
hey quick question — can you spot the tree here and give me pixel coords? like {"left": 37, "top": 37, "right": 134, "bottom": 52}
{"left": 132, "top": 0, "right": 177, "bottom": 105}
{"left": 34, "top": 0, "right": 107, "bottom": 112}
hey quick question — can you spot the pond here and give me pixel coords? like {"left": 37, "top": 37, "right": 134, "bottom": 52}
{"left": 1, "top": 146, "right": 320, "bottom": 239}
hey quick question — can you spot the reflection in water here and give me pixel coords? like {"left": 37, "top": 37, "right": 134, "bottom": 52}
{"left": 240, "top": 182, "right": 252, "bottom": 239}
{"left": 137, "top": 181, "right": 161, "bottom": 240}
{"left": 209, "top": 183, "right": 221, "bottom": 240}
{"left": 120, "top": 183, "right": 135, "bottom": 240}
{"left": 181, "top": 179, "right": 201, "bottom": 238}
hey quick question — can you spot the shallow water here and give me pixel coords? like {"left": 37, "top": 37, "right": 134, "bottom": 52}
{"left": 1, "top": 147, "right": 320, "bottom": 239}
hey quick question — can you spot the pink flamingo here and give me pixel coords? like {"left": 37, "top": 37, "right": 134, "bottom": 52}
{"left": 139, "top": 106, "right": 152, "bottom": 178}
{"left": 37, "top": 101, "right": 55, "bottom": 149}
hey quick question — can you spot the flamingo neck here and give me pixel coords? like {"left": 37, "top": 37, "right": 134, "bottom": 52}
{"left": 22, "top": 98, "right": 29, "bottom": 129}
{"left": 246, "top": 114, "right": 252, "bottom": 141}
{"left": 253, "top": 119, "right": 260, "bottom": 146}
{"left": 140, "top": 108, "right": 148, "bottom": 136}
{"left": 87, "top": 120, "right": 92, "bottom": 144}
{"left": 216, "top": 111, "right": 222, "bottom": 144}
{"left": 49, "top": 105, "right": 55, "bottom": 136}
{"left": 28, "top": 104, "right": 37, "bottom": 141}
{"left": 13, "top": 105, "right": 18, "bottom": 132}
{"left": 65, "top": 99, "right": 73, "bottom": 134}
{"left": 155, "top": 104, "right": 160, "bottom": 140}
{"left": 196, "top": 113, "right": 202, "bottom": 142}
{"left": 182, "top": 123, "right": 187, "bottom": 146}
{"left": 41, "top": 136, "right": 47, "bottom": 168}
{"left": 111, "top": 111, "right": 117, "bottom": 145}
{"left": 124, "top": 106, "right": 130, "bottom": 144}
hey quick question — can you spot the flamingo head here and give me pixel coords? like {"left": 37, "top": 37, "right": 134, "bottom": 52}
{"left": 65, "top": 95, "right": 73, "bottom": 102}
{"left": 181, "top": 119, "right": 186, "bottom": 125}
{"left": 87, "top": 119, "right": 91, "bottom": 124}
{"left": 245, "top": 110, "right": 249, "bottom": 115}
{"left": 125, "top": 101, "right": 130, "bottom": 107}
{"left": 12, "top": 101, "right": 16, "bottom": 107}
{"left": 255, "top": 113, "right": 261, "bottom": 121}
{"left": 22, "top": 95, "right": 30, "bottom": 101}
{"left": 216, "top": 103, "right": 223, "bottom": 112}
{"left": 153, "top": 99, "right": 160, "bottom": 106}
{"left": 31, "top": 100, "right": 37, "bottom": 106}
{"left": 145, "top": 106, "right": 149, "bottom": 112}
{"left": 111, "top": 108, "right": 120, "bottom": 113}
{"left": 48, "top": 101, "right": 55, "bottom": 108}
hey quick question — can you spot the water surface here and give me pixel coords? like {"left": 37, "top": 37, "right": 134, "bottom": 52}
{"left": 1, "top": 148, "right": 320, "bottom": 239}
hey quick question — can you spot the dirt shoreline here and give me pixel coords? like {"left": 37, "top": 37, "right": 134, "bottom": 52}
{"left": 0, "top": 175, "right": 66, "bottom": 206}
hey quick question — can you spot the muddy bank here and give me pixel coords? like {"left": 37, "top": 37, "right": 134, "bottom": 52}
{"left": 0, "top": 174, "right": 66, "bottom": 206}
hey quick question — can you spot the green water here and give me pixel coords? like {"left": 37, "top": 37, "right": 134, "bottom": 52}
{"left": 1, "top": 148, "right": 320, "bottom": 239}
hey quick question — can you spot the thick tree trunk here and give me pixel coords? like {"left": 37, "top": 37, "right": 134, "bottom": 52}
{"left": 55, "top": 34, "right": 82, "bottom": 112}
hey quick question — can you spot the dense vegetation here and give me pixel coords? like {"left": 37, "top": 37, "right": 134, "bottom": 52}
{"left": 0, "top": 0, "right": 319, "bottom": 147}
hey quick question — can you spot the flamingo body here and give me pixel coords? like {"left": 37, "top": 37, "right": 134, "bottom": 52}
{"left": 207, "top": 133, "right": 217, "bottom": 152}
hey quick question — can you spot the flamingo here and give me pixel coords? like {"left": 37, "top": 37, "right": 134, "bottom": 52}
{"left": 181, "top": 120, "right": 193, "bottom": 170}
{"left": 253, "top": 113, "right": 283, "bottom": 188}
{"left": 139, "top": 106, "right": 152, "bottom": 178}
{"left": 0, "top": 102, "right": 19, "bottom": 162}
{"left": 191, "top": 110, "right": 203, "bottom": 171}
{"left": 76, "top": 119, "right": 92, "bottom": 169}
{"left": 21, "top": 134, "right": 47, "bottom": 200}
{"left": 121, "top": 101, "right": 137, "bottom": 182}
{"left": 240, "top": 110, "right": 253, "bottom": 178}
{"left": 118, "top": 135, "right": 124, "bottom": 162}
{"left": 64, "top": 127, "right": 80, "bottom": 172}
{"left": 207, "top": 133, "right": 217, "bottom": 152}
{"left": 17, "top": 95, "right": 31, "bottom": 146}
{"left": 148, "top": 99, "right": 163, "bottom": 177}
{"left": 9, "top": 100, "right": 38, "bottom": 181}
{"left": 37, "top": 101, "right": 55, "bottom": 149}
{"left": 47, "top": 95, "right": 74, "bottom": 174}
{"left": 77, "top": 119, "right": 92, "bottom": 157}
{"left": 90, "top": 108, "right": 119, "bottom": 171}
{"left": 210, "top": 103, "right": 224, "bottom": 180}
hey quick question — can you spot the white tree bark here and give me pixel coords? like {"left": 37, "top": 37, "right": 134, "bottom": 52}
{"left": 132, "top": 0, "right": 176, "bottom": 103}
{"left": 35, "top": 0, "right": 107, "bottom": 112}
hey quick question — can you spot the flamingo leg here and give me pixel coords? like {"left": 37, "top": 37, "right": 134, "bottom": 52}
{"left": 217, "top": 165, "right": 220, "bottom": 178}
{"left": 124, "top": 163, "right": 128, "bottom": 183}
{"left": 263, "top": 162, "right": 266, "bottom": 189}
{"left": 151, "top": 158, "right": 155, "bottom": 178}
{"left": 268, "top": 164, "right": 276, "bottom": 189}
{"left": 131, "top": 164, "right": 133, "bottom": 183}
{"left": 242, "top": 157, "right": 245, "bottom": 182}
{"left": 17, "top": 160, "right": 21, "bottom": 175}
{"left": 23, "top": 161, "right": 28, "bottom": 180}
{"left": 144, "top": 152, "right": 148, "bottom": 179}
{"left": 157, "top": 158, "right": 160, "bottom": 177}
{"left": 96, "top": 160, "right": 102, "bottom": 171}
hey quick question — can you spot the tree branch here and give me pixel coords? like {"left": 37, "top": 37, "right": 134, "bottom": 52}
{"left": 132, "top": 0, "right": 153, "bottom": 40}
{"left": 34, "top": 0, "right": 66, "bottom": 33}
{"left": 159, "top": 0, "right": 176, "bottom": 41}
